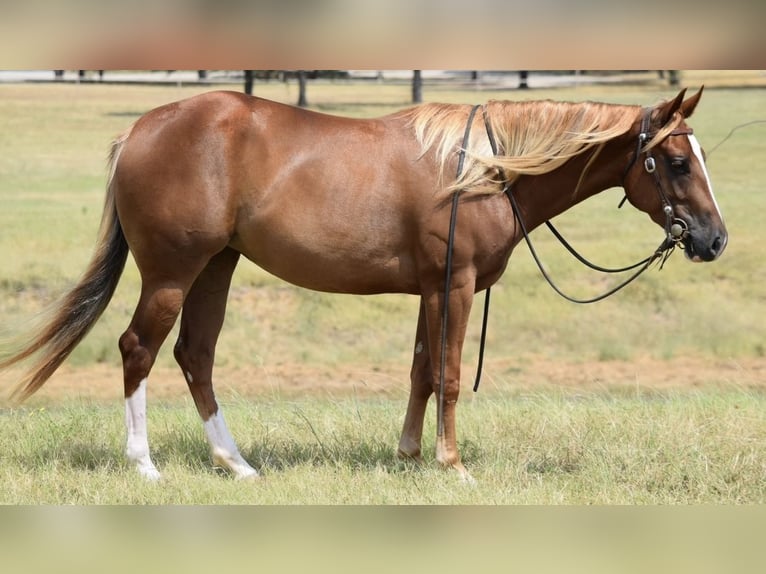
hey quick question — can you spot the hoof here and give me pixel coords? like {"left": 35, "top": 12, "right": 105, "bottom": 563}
{"left": 212, "top": 450, "right": 260, "bottom": 480}
{"left": 396, "top": 449, "right": 425, "bottom": 465}
{"left": 233, "top": 468, "right": 261, "bottom": 481}
{"left": 136, "top": 463, "right": 162, "bottom": 481}
{"left": 458, "top": 468, "right": 477, "bottom": 485}
{"left": 444, "top": 460, "right": 476, "bottom": 485}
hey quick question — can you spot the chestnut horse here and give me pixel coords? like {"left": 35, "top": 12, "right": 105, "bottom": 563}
{"left": 1, "top": 87, "right": 726, "bottom": 481}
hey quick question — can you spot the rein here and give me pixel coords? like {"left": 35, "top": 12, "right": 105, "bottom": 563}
{"left": 480, "top": 106, "right": 693, "bottom": 392}
{"left": 437, "top": 104, "right": 480, "bottom": 437}
{"left": 493, "top": 106, "right": 691, "bottom": 306}
{"left": 438, "top": 105, "right": 693, "bottom": 418}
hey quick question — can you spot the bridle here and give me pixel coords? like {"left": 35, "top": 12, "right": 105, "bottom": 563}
{"left": 620, "top": 107, "right": 694, "bottom": 251}
{"left": 436, "top": 105, "right": 698, "bottom": 431}
{"left": 495, "top": 105, "right": 694, "bottom": 302}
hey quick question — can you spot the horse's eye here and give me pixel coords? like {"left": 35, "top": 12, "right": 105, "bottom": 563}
{"left": 670, "top": 157, "right": 689, "bottom": 174}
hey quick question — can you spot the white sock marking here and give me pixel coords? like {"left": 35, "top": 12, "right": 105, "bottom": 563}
{"left": 125, "top": 379, "right": 161, "bottom": 480}
{"left": 203, "top": 411, "right": 259, "bottom": 479}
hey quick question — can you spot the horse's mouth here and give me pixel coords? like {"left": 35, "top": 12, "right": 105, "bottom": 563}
{"left": 683, "top": 232, "right": 727, "bottom": 262}
{"left": 684, "top": 241, "right": 702, "bottom": 262}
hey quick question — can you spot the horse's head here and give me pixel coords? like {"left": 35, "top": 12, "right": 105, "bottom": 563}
{"left": 622, "top": 87, "right": 727, "bottom": 262}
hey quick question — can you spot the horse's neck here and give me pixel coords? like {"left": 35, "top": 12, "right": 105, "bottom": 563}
{"left": 513, "top": 137, "right": 630, "bottom": 230}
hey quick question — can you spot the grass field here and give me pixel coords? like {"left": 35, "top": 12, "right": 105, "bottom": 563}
{"left": 1, "top": 389, "right": 764, "bottom": 504}
{"left": 0, "top": 71, "right": 765, "bottom": 503}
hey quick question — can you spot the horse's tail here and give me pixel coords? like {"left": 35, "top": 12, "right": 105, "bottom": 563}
{"left": 0, "top": 128, "right": 132, "bottom": 402}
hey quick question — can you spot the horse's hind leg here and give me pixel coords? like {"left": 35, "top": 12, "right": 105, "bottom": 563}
{"left": 397, "top": 298, "right": 432, "bottom": 463}
{"left": 172, "top": 247, "right": 258, "bottom": 480}
{"left": 120, "top": 280, "right": 194, "bottom": 480}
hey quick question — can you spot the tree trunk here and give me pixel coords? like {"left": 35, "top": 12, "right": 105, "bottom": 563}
{"left": 297, "top": 71, "right": 308, "bottom": 107}
{"left": 244, "top": 70, "right": 254, "bottom": 95}
{"left": 412, "top": 70, "right": 423, "bottom": 104}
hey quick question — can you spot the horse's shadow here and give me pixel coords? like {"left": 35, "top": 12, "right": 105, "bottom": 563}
{"left": 12, "top": 442, "right": 122, "bottom": 473}
{"left": 13, "top": 438, "right": 416, "bottom": 478}
{"left": 241, "top": 439, "right": 405, "bottom": 474}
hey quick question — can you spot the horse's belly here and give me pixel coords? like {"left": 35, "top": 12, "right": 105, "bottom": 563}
{"left": 230, "top": 226, "right": 418, "bottom": 295}
{"left": 241, "top": 250, "right": 418, "bottom": 295}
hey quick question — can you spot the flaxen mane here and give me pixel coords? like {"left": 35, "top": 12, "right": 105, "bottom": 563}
{"left": 408, "top": 99, "right": 685, "bottom": 195}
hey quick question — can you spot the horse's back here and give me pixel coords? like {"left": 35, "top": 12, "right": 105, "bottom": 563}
{"left": 111, "top": 91, "right": 431, "bottom": 294}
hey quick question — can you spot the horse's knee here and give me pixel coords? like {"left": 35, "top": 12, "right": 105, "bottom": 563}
{"left": 410, "top": 374, "right": 433, "bottom": 401}
{"left": 431, "top": 378, "right": 460, "bottom": 402}
{"left": 409, "top": 361, "right": 434, "bottom": 400}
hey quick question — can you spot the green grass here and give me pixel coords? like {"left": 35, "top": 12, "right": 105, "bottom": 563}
{"left": 0, "top": 389, "right": 764, "bottom": 503}
{"left": 1, "top": 74, "right": 765, "bottom": 503}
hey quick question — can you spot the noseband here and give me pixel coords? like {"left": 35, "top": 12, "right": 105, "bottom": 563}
{"left": 621, "top": 108, "right": 694, "bottom": 250}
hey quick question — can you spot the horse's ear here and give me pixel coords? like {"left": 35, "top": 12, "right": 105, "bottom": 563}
{"left": 679, "top": 85, "right": 704, "bottom": 118}
{"left": 656, "top": 88, "right": 687, "bottom": 126}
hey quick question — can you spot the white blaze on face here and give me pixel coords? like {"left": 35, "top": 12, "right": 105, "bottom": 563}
{"left": 688, "top": 134, "right": 725, "bottom": 224}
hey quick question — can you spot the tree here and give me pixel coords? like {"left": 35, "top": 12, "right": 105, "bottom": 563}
{"left": 297, "top": 70, "right": 308, "bottom": 107}
{"left": 412, "top": 70, "right": 422, "bottom": 104}
{"left": 244, "top": 70, "right": 254, "bottom": 95}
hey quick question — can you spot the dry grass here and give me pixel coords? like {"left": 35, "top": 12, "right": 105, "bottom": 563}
{"left": 0, "top": 388, "right": 764, "bottom": 504}
{"left": 1, "top": 74, "right": 765, "bottom": 503}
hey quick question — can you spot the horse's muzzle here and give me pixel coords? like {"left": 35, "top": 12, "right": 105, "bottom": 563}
{"left": 684, "top": 226, "right": 728, "bottom": 262}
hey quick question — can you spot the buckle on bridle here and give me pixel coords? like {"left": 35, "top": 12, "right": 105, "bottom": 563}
{"left": 670, "top": 218, "right": 688, "bottom": 242}
{"left": 644, "top": 156, "right": 656, "bottom": 173}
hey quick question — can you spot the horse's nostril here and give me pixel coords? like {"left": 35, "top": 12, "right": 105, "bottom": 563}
{"left": 711, "top": 236, "right": 723, "bottom": 255}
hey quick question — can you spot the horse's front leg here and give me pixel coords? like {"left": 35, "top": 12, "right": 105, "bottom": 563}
{"left": 423, "top": 278, "right": 475, "bottom": 482}
{"left": 398, "top": 298, "right": 432, "bottom": 463}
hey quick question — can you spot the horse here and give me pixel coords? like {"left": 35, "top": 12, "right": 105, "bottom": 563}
{"left": 0, "top": 87, "right": 726, "bottom": 481}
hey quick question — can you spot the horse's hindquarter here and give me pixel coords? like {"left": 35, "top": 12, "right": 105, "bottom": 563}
{"left": 229, "top": 99, "right": 437, "bottom": 294}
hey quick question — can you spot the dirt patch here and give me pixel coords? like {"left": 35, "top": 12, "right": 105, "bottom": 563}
{"left": 5, "top": 354, "right": 765, "bottom": 406}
